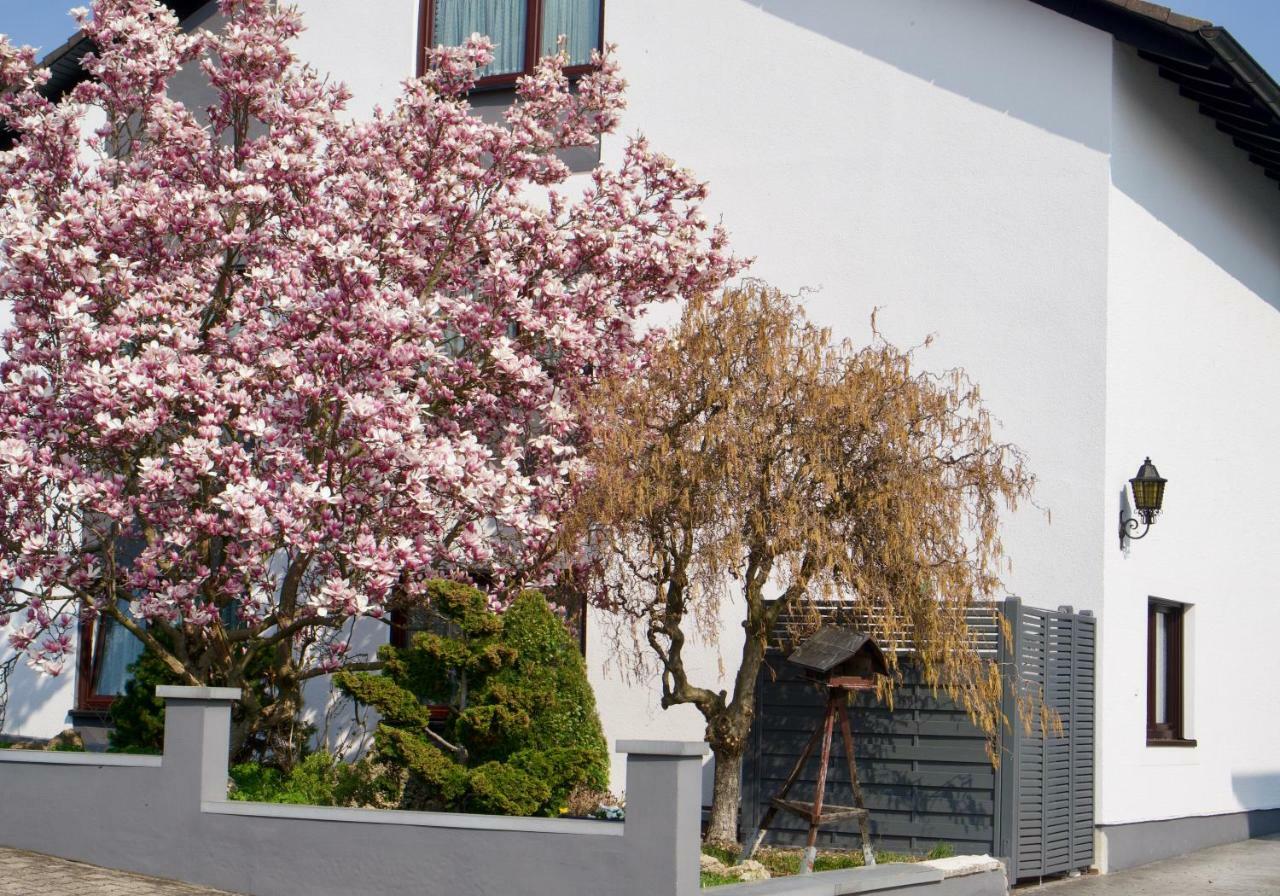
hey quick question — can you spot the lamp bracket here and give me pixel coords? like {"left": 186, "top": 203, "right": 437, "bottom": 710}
{"left": 1119, "top": 509, "right": 1156, "bottom": 549}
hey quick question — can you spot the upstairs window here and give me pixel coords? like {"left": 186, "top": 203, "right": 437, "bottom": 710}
{"left": 420, "top": 0, "right": 604, "bottom": 86}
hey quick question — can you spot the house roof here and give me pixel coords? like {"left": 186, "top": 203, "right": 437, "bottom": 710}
{"left": 1031, "top": 0, "right": 1280, "bottom": 189}
{"left": 4, "top": 0, "right": 1280, "bottom": 189}
{"left": 0, "top": 0, "right": 209, "bottom": 150}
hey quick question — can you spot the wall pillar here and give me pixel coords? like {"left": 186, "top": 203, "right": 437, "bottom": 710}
{"left": 619, "top": 740, "right": 708, "bottom": 896}
{"left": 158, "top": 685, "right": 241, "bottom": 809}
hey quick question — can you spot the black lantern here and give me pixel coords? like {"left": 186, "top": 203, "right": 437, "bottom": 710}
{"left": 1120, "top": 457, "right": 1167, "bottom": 547}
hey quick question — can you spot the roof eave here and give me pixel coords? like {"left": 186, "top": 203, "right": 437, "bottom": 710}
{"left": 1030, "top": 0, "right": 1280, "bottom": 191}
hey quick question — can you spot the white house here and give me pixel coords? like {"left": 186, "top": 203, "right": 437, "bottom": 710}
{"left": 3, "top": 0, "right": 1279, "bottom": 877}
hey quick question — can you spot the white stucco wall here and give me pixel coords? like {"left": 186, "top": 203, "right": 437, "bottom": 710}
{"left": 1097, "top": 45, "right": 1280, "bottom": 832}
{"left": 290, "top": 0, "right": 420, "bottom": 119}
{"left": 0, "top": 624, "right": 77, "bottom": 739}
{"left": 590, "top": 0, "right": 1114, "bottom": 791}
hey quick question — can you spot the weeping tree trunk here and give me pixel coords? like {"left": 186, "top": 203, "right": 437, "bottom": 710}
{"left": 707, "top": 741, "right": 746, "bottom": 846}
{"left": 645, "top": 549, "right": 811, "bottom": 848}
{"left": 701, "top": 622, "right": 769, "bottom": 847}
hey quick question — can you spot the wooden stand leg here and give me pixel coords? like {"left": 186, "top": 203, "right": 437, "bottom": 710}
{"left": 801, "top": 698, "right": 838, "bottom": 875}
{"left": 838, "top": 706, "right": 875, "bottom": 867}
{"left": 741, "top": 715, "right": 824, "bottom": 863}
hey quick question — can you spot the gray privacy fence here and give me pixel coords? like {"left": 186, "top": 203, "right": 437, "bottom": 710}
{"left": 742, "top": 598, "right": 1095, "bottom": 882}
{"left": 996, "top": 601, "right": 1096, "bottom": 880}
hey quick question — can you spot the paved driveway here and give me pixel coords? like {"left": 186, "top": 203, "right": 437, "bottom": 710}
{"left": 1023, "top": 834, "right": 1280, "bottom": 895}
{"left": 0, "top": 848, "right": 241, "bottom": 896}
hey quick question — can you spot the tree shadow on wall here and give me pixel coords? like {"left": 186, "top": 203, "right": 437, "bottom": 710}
{"left": 0, "top": 654, "right": 73, "bottom": 739}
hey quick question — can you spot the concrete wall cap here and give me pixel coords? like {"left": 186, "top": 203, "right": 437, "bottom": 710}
{"left": 0, "top": 749, "right": 161, "bottom": 768}
{"left": 202, "top": 800, "right": 626, "bottom": 836}
{"left": 615, "top": 739, "right": 709, "bottom": 757}
{"left": 155, "top": 685, "right": 242, "bottom": 701}
{"left": 706, "top": 862, "right": 945, "bottom": 895}
{"left": 707, "top": 878, "right": 830, "bottom": 896}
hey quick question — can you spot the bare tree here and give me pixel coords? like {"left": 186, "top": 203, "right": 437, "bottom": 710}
{"left": 564, "top": 283, "right": 1036, "bottom": 846}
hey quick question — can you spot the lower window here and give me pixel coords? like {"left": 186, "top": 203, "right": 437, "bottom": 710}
{"left": 76, "top": 601, "right": 144, "bottom": 711}
{"left": 1147, "top": 598, "right": 1193, "bottom": 745}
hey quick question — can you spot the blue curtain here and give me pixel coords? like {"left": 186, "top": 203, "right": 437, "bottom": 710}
{"left": 433, "top": 0, "right": 528, "bottom": 77}
{"left": 540, "top": 0, "right": 601, "bottom": 67}
{"left": 92, "top": 601, "right": 144, "bottom": 697}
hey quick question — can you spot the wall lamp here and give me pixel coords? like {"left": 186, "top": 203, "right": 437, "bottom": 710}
{"left": 1119, "top": 457, "right": 1167, "bottom": 548}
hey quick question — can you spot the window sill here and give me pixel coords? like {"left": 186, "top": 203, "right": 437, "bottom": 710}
{"left": 1147, "top": 738, "right": 1198, "bottom": 748}
{"left": 68, "top": 708, "right": 112, "bottom": 723}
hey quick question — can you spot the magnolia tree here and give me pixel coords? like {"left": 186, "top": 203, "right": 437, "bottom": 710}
{"left": 0, "top": 0, "right": 736, "bottom": 755}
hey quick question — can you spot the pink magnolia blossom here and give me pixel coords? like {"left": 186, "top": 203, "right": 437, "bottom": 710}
{"left": 0, "top": 0, "right": 740, "bottom": 681}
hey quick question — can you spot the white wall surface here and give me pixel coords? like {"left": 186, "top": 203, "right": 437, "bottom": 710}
{"left": 0, "top": 623, "right": 77, "bottom": 739}
{"left": 1098, "top": 45, "right": 1280, "bottom": 830}
{"left": 590, "top": 0, "right": 1114, "bottom": 791}
{"left": 290, "top": 0, "right": 420, "bottom": 119}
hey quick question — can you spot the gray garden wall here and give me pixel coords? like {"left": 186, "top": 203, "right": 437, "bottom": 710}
{"left": 0, "top": 687, "right": 1002, "bottom": 896}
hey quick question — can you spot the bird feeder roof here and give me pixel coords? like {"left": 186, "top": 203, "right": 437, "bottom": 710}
{"left": 786, "top": 626, "right": 887, "bottom": 676}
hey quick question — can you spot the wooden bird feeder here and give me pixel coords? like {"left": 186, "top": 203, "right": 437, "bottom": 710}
{"left": 787, "top": 627, "right": 888, "bottom": 691}
{"left": 742, "top": 627, "right": 888, "bottom": 874}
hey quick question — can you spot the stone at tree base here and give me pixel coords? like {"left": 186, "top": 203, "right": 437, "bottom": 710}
{"left": 699, "top": 854, "right": 772, "bottom": 881}
{"left": 730, "top": 859, "right": 771, "bottom": 881}
{"left": 49, "top": 730, "right": 86, "bottom": 751}
{"left": 700, "top": 853, "right": 730, "bottom": 876}
{"left": 2, "top": 730, "right": 85, "bottom": 752}
{"left": 919, "top": 854, "right": 1005, "bottom": 878}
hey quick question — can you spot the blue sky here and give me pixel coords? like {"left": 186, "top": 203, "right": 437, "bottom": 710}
{"left": 0, "top": 0, "right": 1278, "bottom": 76}
{"left": 0, "top": 2, "right": 82, "bottom": 55}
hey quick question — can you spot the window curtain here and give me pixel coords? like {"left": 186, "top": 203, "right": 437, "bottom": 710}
{"left": 433, "top": 0, "right": 528, "bottom": 77}
{"left": 92, "top": 601, "right": 144, "bottom": 697}
{"left": 540, "top": 0, "right": 601, "bottom": 67}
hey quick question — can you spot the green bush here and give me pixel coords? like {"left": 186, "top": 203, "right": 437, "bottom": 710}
{"left": 228, "top": 752, "right": 387, "bottom": 806}
{"left": 107, "top": 636, "right": 182, "bottom": 755}
{"left": 336, "top": 581, "right": 609, "bottom": 816}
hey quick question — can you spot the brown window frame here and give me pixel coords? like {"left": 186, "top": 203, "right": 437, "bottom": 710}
{"left": 1147, "top": 599, "right": 1195, "bottom": 747}
{"left": 416, "top": 0, "right": 606, "bottom": 88}
{"left": 75, "top": 613, "right": 127, "bottom": 712}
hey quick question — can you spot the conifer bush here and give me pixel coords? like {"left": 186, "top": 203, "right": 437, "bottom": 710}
{"left": 336, "top": 581, "right": 609, "bottom": 816}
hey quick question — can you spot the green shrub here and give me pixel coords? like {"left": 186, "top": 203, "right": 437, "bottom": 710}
{"left": 107, "top": 636, "right": 182, "bottom": 755}
{"left": 925, "top": 842, "right": 955, "bottom": 860}
{"left": 336, "top": 581, "right": 609, "bottom": 816}
{"left": 228, "top": 752, "right": 387, "bottom": 806}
